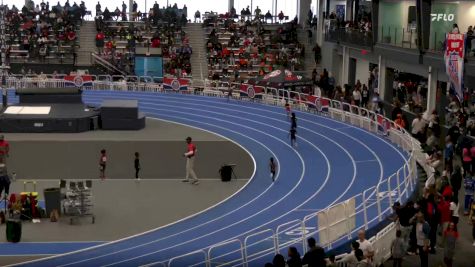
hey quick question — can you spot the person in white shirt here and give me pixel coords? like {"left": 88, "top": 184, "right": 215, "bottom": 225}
{"left": 411, "top": 113, "right": 426, "bottom": 142}
{"left": 352, "top": 88, "right": 362, "bottom": 106}
{"left": 357, "top": 230, "right": 374, "bottom": 260}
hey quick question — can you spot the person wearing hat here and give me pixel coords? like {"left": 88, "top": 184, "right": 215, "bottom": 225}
{"left": 183, "top": 137, "right": 199, "bottom": 185}
{"left": 0, "top": 135, "right": 9, "bottom": 164}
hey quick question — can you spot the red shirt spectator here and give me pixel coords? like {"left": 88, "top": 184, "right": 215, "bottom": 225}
{"left": 96, "top": 32, "right": 105, "bottom": 41}
{"left": 0, "top": 136, "right": 9, "bottom": 157}
{"left": 151, "top": 38, "right": 160, "bottom": 48}
{"left": 67, "top": 31, "right": 76, "bottom": 41}
{"left": 438, "top": 198, "right": 451, "bottom": 223}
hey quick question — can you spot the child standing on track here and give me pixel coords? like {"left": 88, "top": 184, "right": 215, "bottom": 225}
{"left": 99, "top": 149, "right": 107, "bottom": 180}
{"left": 269, "top": 157, "right": 276, "bottom": 182}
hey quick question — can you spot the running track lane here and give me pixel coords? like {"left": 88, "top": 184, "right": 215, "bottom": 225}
{"left": 12, "top": 91, "right": 407, "bottom": 267}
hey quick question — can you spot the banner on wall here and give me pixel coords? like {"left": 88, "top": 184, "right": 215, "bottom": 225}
{"left": 444, "top": 33, "right": 465, "bottom": 102}
{"left": 162, "top": 78, "right": 189, "bottom": 91}
{"left": 64, "top": 75, "right": 93, "bottom": 87}
{"left": 239, "top": 84, "right": 264, "bottom": 99}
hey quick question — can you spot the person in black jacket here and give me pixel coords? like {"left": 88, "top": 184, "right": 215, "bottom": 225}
{"left": 287, "top": 246, "right": 302, "bottom": 267}
{"left": 302, "top": 237, "right": 326, "bottom": 267}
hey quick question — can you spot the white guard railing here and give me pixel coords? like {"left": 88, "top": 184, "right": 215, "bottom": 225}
{"left": 5, "top": 77, "right": 431, "bottom": 267}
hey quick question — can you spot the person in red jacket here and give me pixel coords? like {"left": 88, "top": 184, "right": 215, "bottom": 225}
{"left": 182, "top": 137, "right": 199, "bottom": 185}
{"left": 95, "top": 31, "right": 105, "bottom": 53}
{"left": 0, "top": 135, "right": 9, "bottom": 164}
{"left": 438, "top": 196, "right": 452, "bottom": 247}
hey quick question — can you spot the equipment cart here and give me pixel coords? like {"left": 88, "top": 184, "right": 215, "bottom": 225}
{"left": 63, "top": 181, "right": 95, "bottom": 224}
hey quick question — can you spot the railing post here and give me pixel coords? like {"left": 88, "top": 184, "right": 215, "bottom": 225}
{"left": 363, "top": 190, "right": 369, "bottom": 230}
{"left": 302, "top": 221, "right": 307, "bottom": 254}
{"left": 376, "top": 183, "right": 382, "bottom": 222}
{"left": 396, "top": 172, "right": 401, "bottom": 202}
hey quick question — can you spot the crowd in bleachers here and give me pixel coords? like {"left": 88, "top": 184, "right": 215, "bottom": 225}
{"left": 4, "top": 0, "right": 84, "bottom": 64}
{"left": 204, "top": 9, "right": 304, "bottom": 82}
{"left": 94, "top": 2, "right": 192, "bottom": 76}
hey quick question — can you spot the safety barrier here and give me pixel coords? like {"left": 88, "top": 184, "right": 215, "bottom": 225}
{"left": 5, "top": 76, "right": 430, "bottom": 266}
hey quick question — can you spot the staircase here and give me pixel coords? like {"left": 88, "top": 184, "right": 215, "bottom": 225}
{"left": 297, "top": 28, "right": 322, "bottom": 78}
{"left": 185, "top": 23, "right": 209, "bottom": 86}
{"left": 76, "top": 21, "right": 97, "bottom": 67}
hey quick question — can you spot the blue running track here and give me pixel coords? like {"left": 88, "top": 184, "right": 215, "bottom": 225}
{"left": 8, "top": 91, "right": 408, "bottom": 267}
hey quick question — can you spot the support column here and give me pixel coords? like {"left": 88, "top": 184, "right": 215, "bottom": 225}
{"left": 346, "top": 0, "right": 353, "bottom": 21}
{"left": 129, "top": 0, "right": 133, "bottom": 21}
{"left": 341, "top": 46, "right": 350, "bottom": 86}
{"left": 426, "top": 66, "right": 437, "bottom": 115}
{"left": 316, "top": 0, "right": 325, "bottom": 45}
{"left": 229, "top": 0, "right": 235, "bottom": 12}
{"left": 377, "top": 55, "right": 387, "bottom": 100}
{"left": 298, "top": 0, "right": 311, "bottom": 26}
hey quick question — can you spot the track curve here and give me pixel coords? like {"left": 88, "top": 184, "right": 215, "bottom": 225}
{"left": 16, "top": 91, "right": 408, "bottom": 267}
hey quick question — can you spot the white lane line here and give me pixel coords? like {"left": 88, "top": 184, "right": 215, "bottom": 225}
{"left": 355, "top": 160, "right": 380, "bottom": 163}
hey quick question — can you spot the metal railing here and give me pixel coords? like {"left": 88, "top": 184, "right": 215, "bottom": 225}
{"left": 5, "top": 76, "right": 432, "bottom": 267}
{"left": 325, "top": 27, "right": 373, "bottom": 48}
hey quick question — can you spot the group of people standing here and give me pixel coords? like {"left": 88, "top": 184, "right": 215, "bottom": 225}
{"left": 98, "top": 136, "right": 199, "bottom": 185}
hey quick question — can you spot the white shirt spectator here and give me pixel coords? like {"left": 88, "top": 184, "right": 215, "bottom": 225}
{"left": 411, "top": 117, "right": 426, "bottom": 135}
{"left": 450, "top": 201, "right": 459, "bottom": 218}
{"left": 353, "top": 90, "right": 361, "bottom": 101}
{"left": 357, "top": 239, "right": 374, "bottom": 258}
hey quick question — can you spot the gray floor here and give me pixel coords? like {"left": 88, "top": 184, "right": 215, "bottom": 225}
{"left": 0, "top": 119, "right": 252, "bottom": 265}
{"left": 4, "top": 119, "right": 254, "bottom": 180}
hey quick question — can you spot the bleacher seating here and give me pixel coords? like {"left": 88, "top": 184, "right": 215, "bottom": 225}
{"left": 204, "top": 15, "right": 304, "bottom": 82}
{"left": 95, "top": 4, "right": 192, "bottom": 77}
{"left": 4, "top": 1, "right": 84, "bottom": 65}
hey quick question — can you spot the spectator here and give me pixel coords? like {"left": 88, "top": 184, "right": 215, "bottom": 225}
{"left": 194, "top": 10, "right": 200, "bottom": 22}
{"left": 391, "top": 230, "right": 406, "bottom": 267}
{"left": 0, "top": 135, "right": 10, "bottom": 164}
{"left": 452, "top": 23, "right": 460, "bottom": 34}
{"left": 356, "top": 230, "right": 374, "bottom": 260}
{"left": 450, "top": 166, "right": 462, "bottom": 202}
{"left": 438, "top": 196, "right": 452, "bottom": 247}
{"left": 462, "top": 146, "right": 472, "bottom": 176}
{"left": 287, "top": 246, "right": 302, "bottom": 267}
{"left": 413, "top": 212, "right": 430, "bottom": 267}
{"left": 352, "top": 87, "right": 361, "bottom": 106}
{"left": 95, "top": 30, "right": 105, "bottom": 53}
{"left": 411, "top": 113, "right": 426, "bottom": 142}
{"left": 313, "top": 43, "right": 321, "bottom": 65}
{"left": 443, "top": 222, "right": 458, "bottom": 267}
{"left": 301, "top": 237, "right": 326, "bottom": 267}
{"left": 265, "top": 10, "right": 272, "bottom": 23}
{"left": 272, "top": 254, "right": 286, "bottom": 267}
{"left": 445, "top": 136, "right": 455, "bottom": 172}
{"left": 395, "top": 114, "right": 406, "bottom": 129}
{"left": 278, "top": 11, "right": 284, "bottom": 23}
{"left": 341, "top": 241, "right": 360, "bottom": 265}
